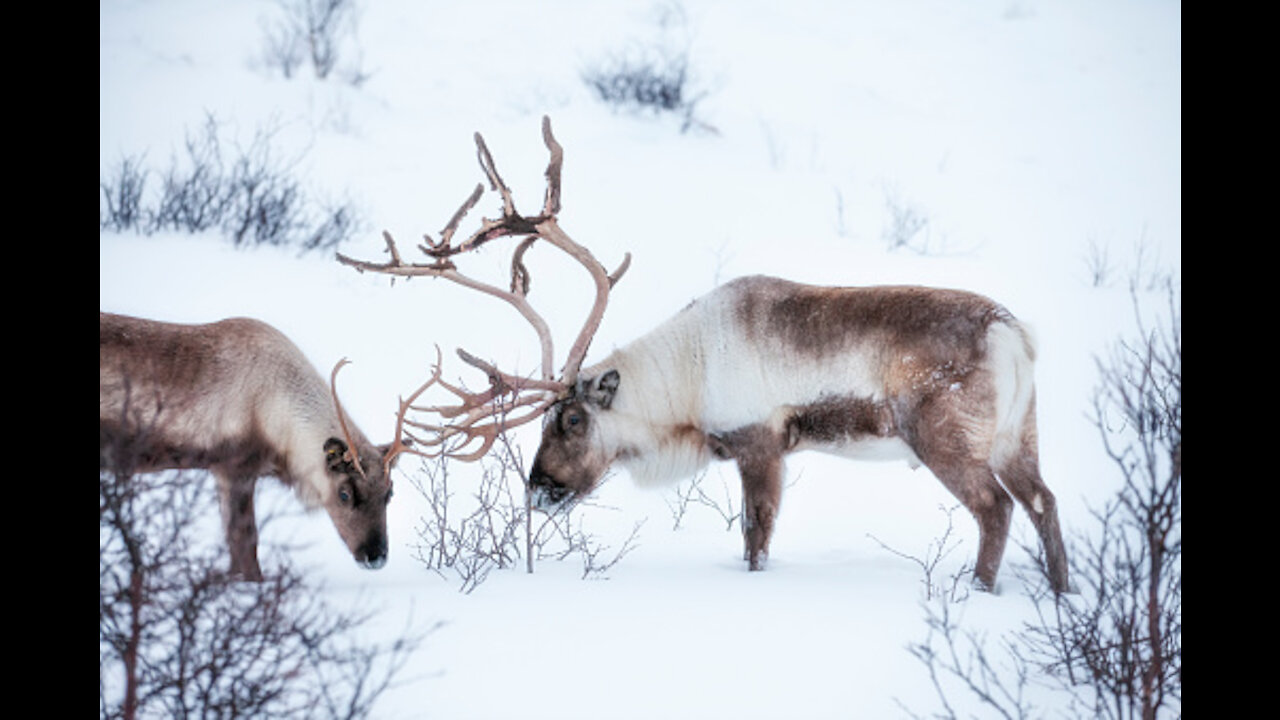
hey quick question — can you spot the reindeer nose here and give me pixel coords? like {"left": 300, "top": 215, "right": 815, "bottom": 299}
{"left": 357, "top": 534, "right": 388, "bottom": 569}
{"left": 529, "top": 466, "right": 572, "bottom": 506}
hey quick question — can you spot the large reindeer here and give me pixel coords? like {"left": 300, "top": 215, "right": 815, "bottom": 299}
{"left": 339, "top": 116, "right": 1070, "bottom": 594}
{"left": 100, "top": 312, "right": 405, "bottom": 581}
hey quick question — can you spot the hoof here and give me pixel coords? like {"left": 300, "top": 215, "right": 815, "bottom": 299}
{"left": 971, "top": 575, "right": 997, "bottom": 594}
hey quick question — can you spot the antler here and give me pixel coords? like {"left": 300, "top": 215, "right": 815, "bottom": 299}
{"left": 329, "top": 358, "right": 369, "bottom": 479}
{"left": 337, "top": 116, "right": 630, "bottom": 462}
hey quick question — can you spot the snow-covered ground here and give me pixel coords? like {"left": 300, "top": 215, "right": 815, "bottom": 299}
{"left": 100, "top": 1, "right": 1180, "bottom": 717}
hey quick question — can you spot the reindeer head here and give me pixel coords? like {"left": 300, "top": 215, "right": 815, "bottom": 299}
{"left": 321, "top": 437, "right": 397, "bottom": 569}
{"left": 326, "top": 362, "right": 405, "bottom": 570}
{"left": 337, "top": 116, "right": 629, "bottom": 514}
{"left": 528, "top": 370, "right": 620, "bottom": 510}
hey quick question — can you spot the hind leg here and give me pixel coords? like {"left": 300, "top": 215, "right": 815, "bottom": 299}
{"left": 908, "top": 397, "right": 1016, "bottom": 591}
{"left": 926, "top": 460, "right": 1015, "bottom": 592}
{"left": 992, "top": 420, "right": 1070, "bottom": 593}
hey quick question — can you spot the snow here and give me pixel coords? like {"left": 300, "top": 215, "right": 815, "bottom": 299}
{"left": 100, "top": 1, "right": 1180, "bottom": 717}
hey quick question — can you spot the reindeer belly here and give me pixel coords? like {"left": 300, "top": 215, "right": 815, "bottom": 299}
{"left": 100, "top": 416, "right": 279, "bottom": 480}
{"left": 784, "top": 393, "right": 920, "bottom": 466}
{"left": 799, "top": 434, "right": 920, "bottom": 464}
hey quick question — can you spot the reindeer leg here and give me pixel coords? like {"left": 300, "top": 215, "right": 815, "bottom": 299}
{"left": 991, "top": 417, "right": 1070, "bottom": 593}
{"left": 906, "top": 388, "right": 1020, "bottom": 591}
{"left": 215, "top": 471, "right": 263, "bottom": 582}
{"left": 996, "top": 459, "right": 1068, "bottom": 593}
{"left": 738, "top": 451, "right": 784, "bottom": 572}
{"left": 936, "top": 464, "right": 1013, "bottom": 592}
{"left": 916, "top": 438, "right": 1013, "bottom": 589}
{"left": 711, "top": 425, "right": 787, "bottom": 571}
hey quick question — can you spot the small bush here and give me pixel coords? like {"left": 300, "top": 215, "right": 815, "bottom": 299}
{"left": 882, "top": 190, "right": 933, "bottom": 254}
{"left": 581, "top": 2, "right": 715, "bottom": 134}
{"left": 100, "top": 154, "right": 149, "bottom": 233}
{"left": 410, "top": 431, "right": 641, "bottom": 593}
{"left": 1025, "top": 282, "right": 1181, "bottom": 719}
{"left": 585, "top": 52, "right": 691, "bottom": 115}
{"left": 100, "top": 115, "right": 364, "bottom": 253}
{"left": 100, "top": 446, "right": 425, "bottom": 719}
{"left": 259, "top": 0, "right": 368, "bottom": 85}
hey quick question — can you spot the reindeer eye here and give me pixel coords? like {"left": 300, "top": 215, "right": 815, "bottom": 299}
{"left": 338, "top": 486, "right": 353, "bottom": 505}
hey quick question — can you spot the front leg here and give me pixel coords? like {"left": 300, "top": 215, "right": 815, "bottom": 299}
{"left": 739, "top": 452, "right": 784, "bottom": 571}
{"left": 711, "top": 425, "right": 787, "bottom": 572}
{"left": 215, "top": 472, "right": 263, "bottom": 582}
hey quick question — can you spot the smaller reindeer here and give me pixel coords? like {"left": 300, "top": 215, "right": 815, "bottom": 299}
{"left": 100, "top": 312, "right": 407, "bottom": 581}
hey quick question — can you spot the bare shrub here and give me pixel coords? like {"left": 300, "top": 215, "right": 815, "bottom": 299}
{"left": 219, "top": 127, "right": 307, "bottom": 248}
{"left": 305, "top": 198, "right": 363, "bottom": 251}
{"left": 151, "top": 117, "right": 232, "bottom": 235}
{"left": 1084, "top": 235, "right": 1114, "bottom": 288}
{"left": 901, "top": 599, "right": 1039, "bottom": 720}
{"left": 409, "top": 429, "right": 642, "bottom": 593}
{"left": 666, "top": 468, "right": 739, "bottom": 532}
{"left": 869, "top": 504, "right": 974, "bottom": 603}
{"left": 882, "top": 189, "right": 934, "bottom": 254}
{"left": 1019, "top": 282, "right": 1181, "bottom": 720}
{"left": 833, "top": 185, "right": 851, "bottom": 238}
{"left": 259, "top": 0, "right": 367, "bottom": 84}
{"left": 100, "top": 154, "right": 149, "bottom": 232}
{"left": 409, "top": 448, "right": 525, "bottom": 593}
{"left": 585, "top": 51, "right": 692, "bottom": 114}
{"left": 582, "top": 2, "right": 715, "bottom": 134}
{"left": 533, "top": 501, "right": 645, "bottom": 581}
{"left": 1082, "top": 230, "right": 1179, "bottom": 293}
{"left": 99, "top": 114, "right": 364, "bottom": 253}
{"left": 100, "top": 438, "right": 425, "bottom": 720}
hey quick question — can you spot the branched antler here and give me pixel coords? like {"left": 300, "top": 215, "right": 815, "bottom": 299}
{"left": 337, "top": 116, "right": 630, "bottom": 462}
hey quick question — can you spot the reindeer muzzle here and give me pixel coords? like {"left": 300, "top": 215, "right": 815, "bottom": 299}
{"left": 356, "top": 534, "right": 389, "bottom": 570}
{"left": 528, "top": 467, "right": 575, "bottom": 511}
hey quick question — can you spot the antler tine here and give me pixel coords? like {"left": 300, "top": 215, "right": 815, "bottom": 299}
{"left": 380, "top": 347, "right": 448, "bottom": 474}
{"left": 329, "top": 359, "right": 369, "bottom": 480}
{"left": 511, "top": 236, "right": 537, "bottom": 296}
{"left": 414, "top": 349, "right": 562, "bottom": 428}
{"left": 609, "top": 252, "right": 632, "bottom": 289}
{"left": 455, "top": 348, "right": 565, "bottom": 395}
{"left": 427, "top": 183, "right": 485, "bottom": 257}
{"left": 404, "top": 390, "right": 560, "bottom": 462}
{"left": 528, "top": 117, "right": 631, "bottom": 387}
{"left": 547, "top": 237, "right": 631, "bottom": 388}
{"left": 541, "top": 114, "right": 563, "bottom": 217}
{"left": 387, "top": 345, "right": 561, "bottom": 464}
{"left": 475, "top": 130, "right": 518, "bottom": 219}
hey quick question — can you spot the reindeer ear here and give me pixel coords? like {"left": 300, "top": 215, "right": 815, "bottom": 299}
{"left": 592, "top": 369, "right": 620, "bottom": 409}
{"left": 324, "top": 438, "right": 352, "bottom": 473}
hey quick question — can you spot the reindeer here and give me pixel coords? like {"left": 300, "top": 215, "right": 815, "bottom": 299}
{"left": 338, "top": 116, "right": 1070, "bottom": 594}
{"left": 100, "top": 312, "right": 407, "bottom": 581}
